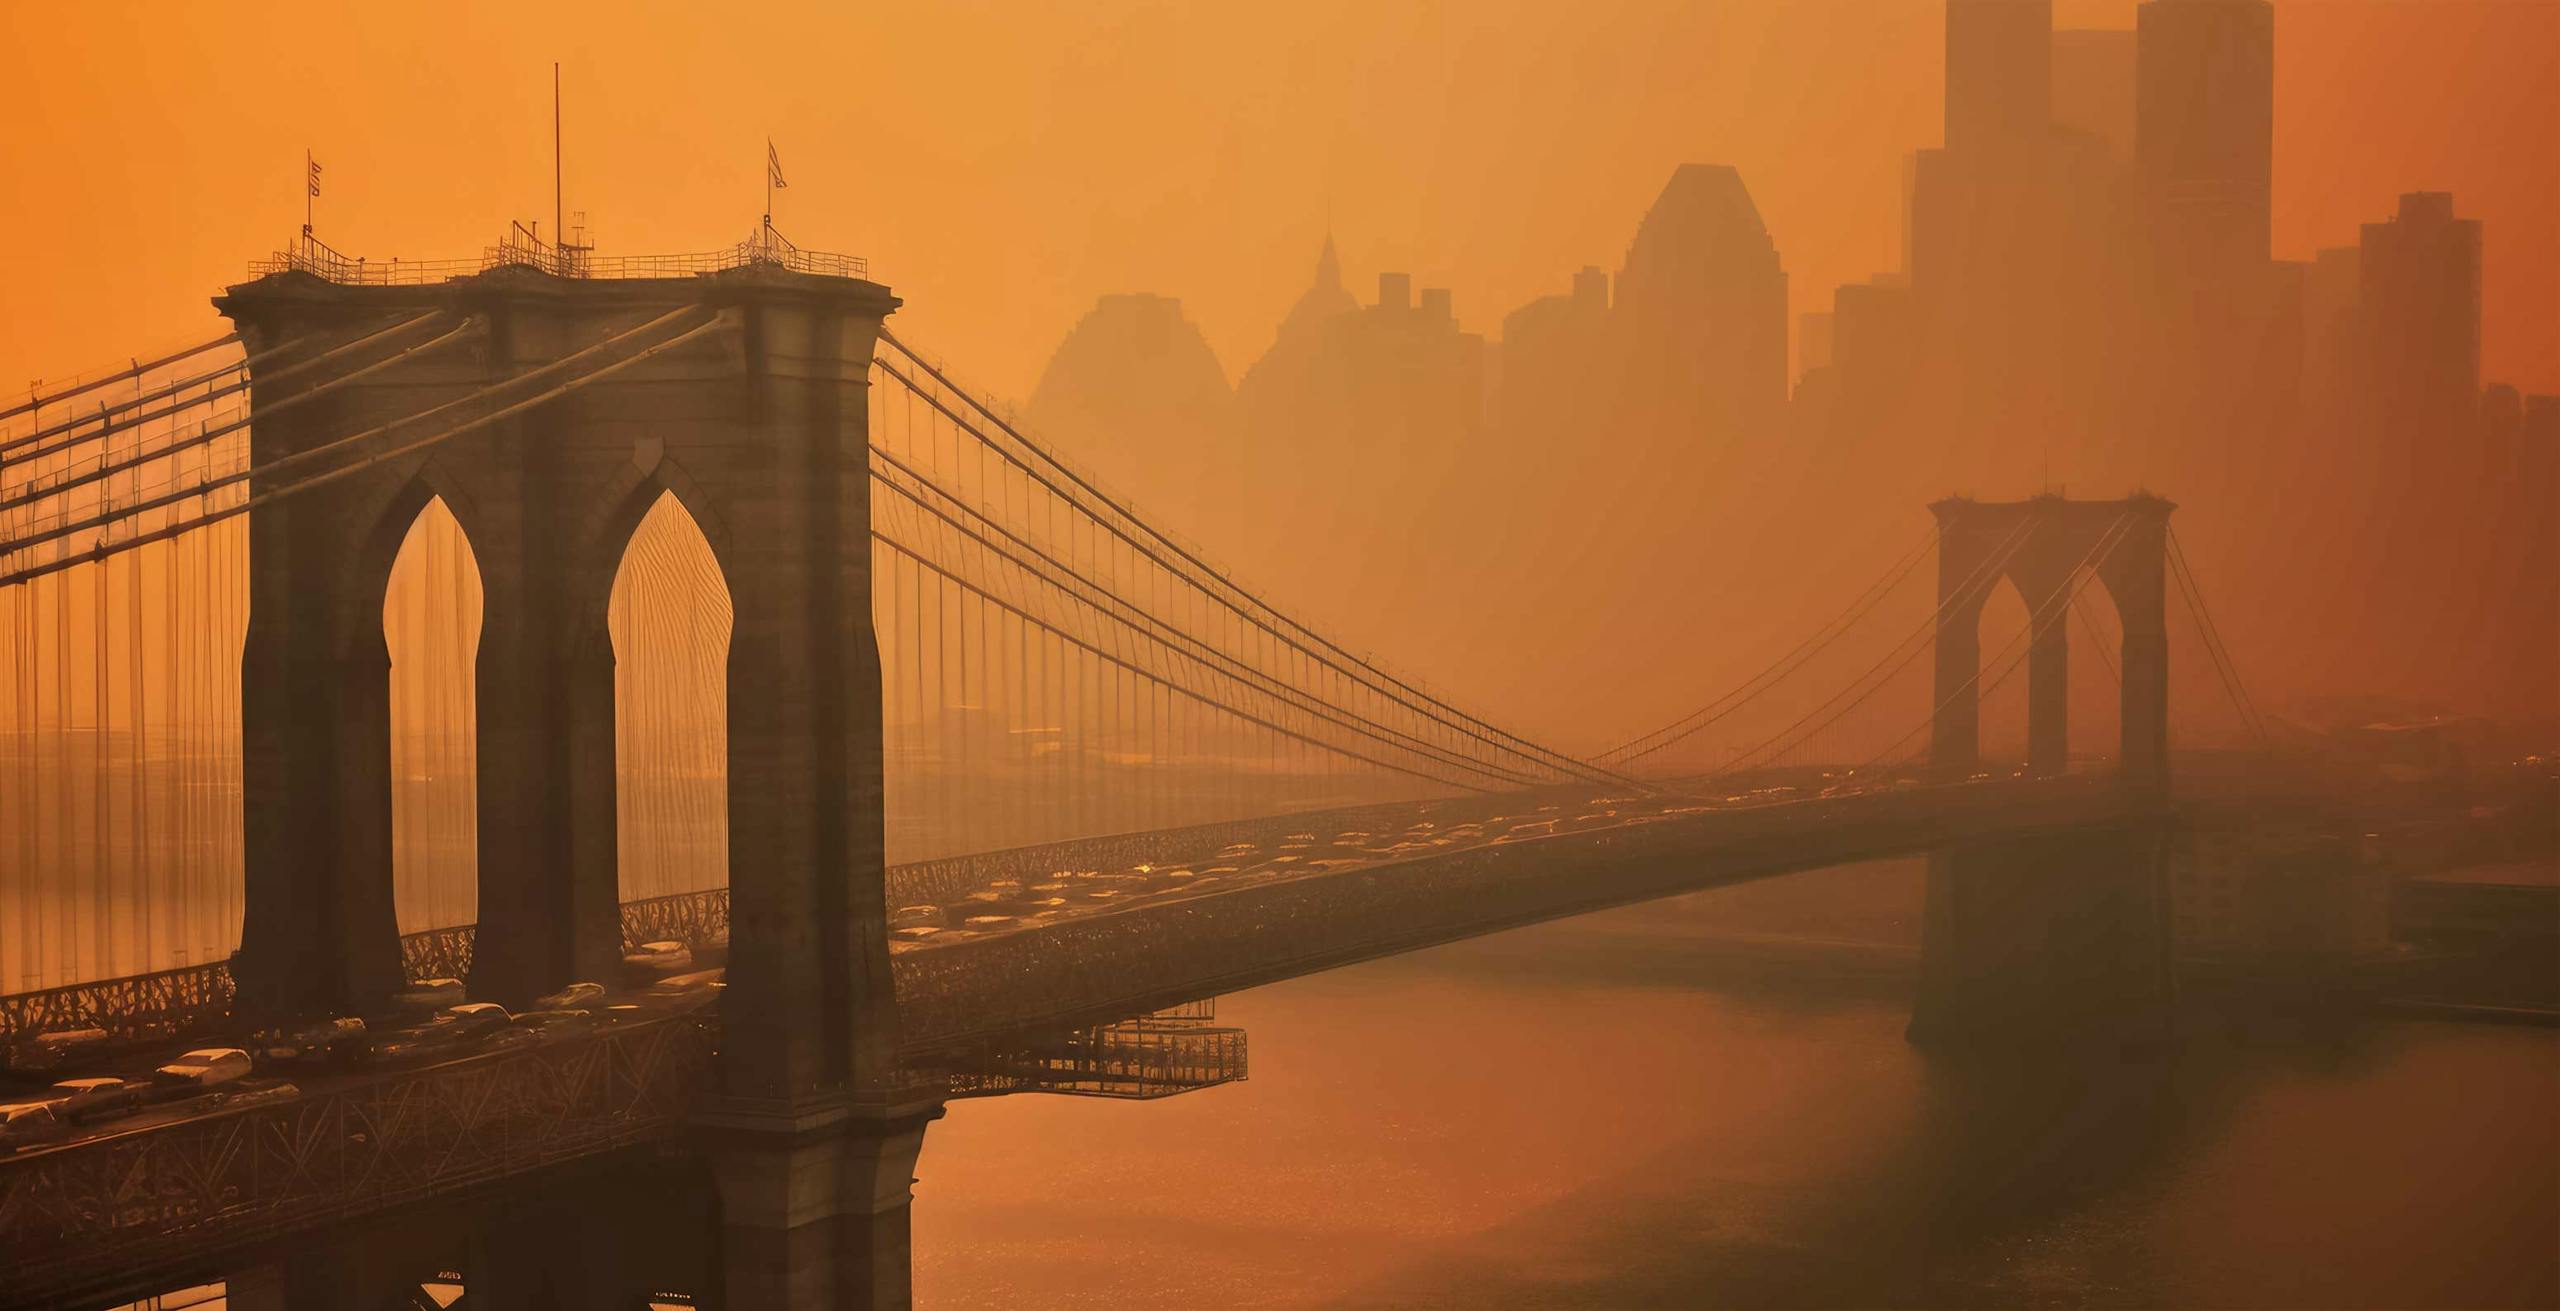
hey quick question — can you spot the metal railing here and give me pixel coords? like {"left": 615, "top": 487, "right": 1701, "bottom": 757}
{"left": 0, "top": 962, "right": 237, "bottom": 1047}
{"left": 398, "top": 925, "right": 476, "bottom": 985}
{"left": 945, "top": 1005, "right": 1248, "bottom": 1101}
{"left": 620, "top": 886, "right": 730, "bottom": 953}
{"left": 248, "top": 226, "right": 867, "bottom": 287}
{"left": 0, "top": 888, "right": 741, "bottom": 1044}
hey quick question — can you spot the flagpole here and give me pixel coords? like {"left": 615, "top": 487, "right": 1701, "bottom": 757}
{"left": 303, "top": 148, "right": 313, "bottom": 237}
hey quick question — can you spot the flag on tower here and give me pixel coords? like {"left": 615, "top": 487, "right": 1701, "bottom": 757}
{"left": 307, "top": 152, "right": 323, "bottom": 197}
{"left": 766, "top": 139, "right": 787, "bottom": 190}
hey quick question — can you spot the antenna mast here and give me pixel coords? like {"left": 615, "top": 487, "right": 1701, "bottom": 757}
{"left": 553, "top": 62, "right": 564, "bottom": 273}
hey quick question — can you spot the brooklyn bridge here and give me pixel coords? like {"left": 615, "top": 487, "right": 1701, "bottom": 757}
{"left": 0, "top": 232, "right": 2268, "bottom": 1309}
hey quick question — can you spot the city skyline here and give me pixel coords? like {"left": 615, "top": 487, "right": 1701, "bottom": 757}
{"left": 1, "top": 0, "right": 2551, "bottom": 406}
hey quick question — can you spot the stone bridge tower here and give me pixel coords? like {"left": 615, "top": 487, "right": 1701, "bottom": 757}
{"left": 216, "top": 259, "right": 927, "bottom": 1307}
{"left": 1913, "top": 494, "right": 2179, "bottom": 1043}
{"left": 1926, "top": 493, "right": 2173, "bottom": 788}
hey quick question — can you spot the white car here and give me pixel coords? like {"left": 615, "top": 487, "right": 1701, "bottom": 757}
{"left": 0, "top": 1100, "right": 65, "bottom": 1149}
{"left": 153, "top": 1048, "right": 253, "bottom": 1088}
{"left": 50, "top": 1076, "right": 144, "bottom": 1122}
{"left": 437, "top": 1003, "right": 513, "bottom": 1037}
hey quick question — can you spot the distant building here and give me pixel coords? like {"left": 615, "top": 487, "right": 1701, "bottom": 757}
{"left": 2175, "top": 831, "right": 2392, "bottom": 962}
{"left": 2136, "top": 0, "right": 2275, "bottom": 279}
{"left": 1237, "top": 259, "right": 1485, "bottom": 456}
{"left": 1907, "top": 0, "right": 2135, "bottom": 472}
{"left": 1946, "top": 0, "right": 2053, "bottom": 163}
{"left": 2359, "top": 192, "right": 2484, "bottom": 444}
{"left": 2051, "top": 28, "right": 2137, "bottom": 162}
{"left": 2392, "top": 861, "right": 2560, "bottom": 1010}
{"left": 1239, "top": 239, "right": 1483, "bottom": 440}
{"left": 1817, "top": 276, "right": 1918, "bottom": 452}
{"left": 1790, "top": 276, "right": 1915, "bottom": 453}
{"left": 2297, "top": 245, "right": 2364, "bottom": 434}
{"left": 1268, "top": 234, "right": 1359, "bottom": 349}
{"left": 1235, "top": 242, "right": 1487, "bottom": 580}
{"left": 1496, "top": 265, "right": 1611, "bottom": 445}
{"left": 1024, "top": 292, "right": 1236, "bottom": 547}
{"left": 1796, "top": 309, "right": 1835, "bottom": 379}
{"left": 2527, "top": 394, "right": 2560, "bottom": 444}
{"left": 1612, "top": 163, "right": 1789, "bottom": 446}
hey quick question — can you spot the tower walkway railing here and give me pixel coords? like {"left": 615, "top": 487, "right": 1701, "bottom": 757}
{"left": 247, "top": 226, "right": 866, "bottom": 286}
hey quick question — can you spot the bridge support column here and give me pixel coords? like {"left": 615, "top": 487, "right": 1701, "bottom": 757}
{"left": 234, "top": 510, "right": 403, "bottom": 1019}
{"left": 2107, "top": 511, "right": 2173, "bottom": 794}
{"left": 470, "top": 468, "right": 624, "bottom": 1006}
{"left": 1910, "top": 820, "right": 2177, "bottom": 1044}
{"left": 708, "top": 293, "right": 902, "bottom": 1112}
{"left": 2026, "top": 578, "right": 2070, "bottom": 776}
{"left": 702, "top": 1100, "right": 943, "bottom": 1311}
{"left": 1928, "top": 538, "right": 1989, "bottom": 781}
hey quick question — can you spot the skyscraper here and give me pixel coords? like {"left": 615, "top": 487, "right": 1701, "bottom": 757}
{"left": 2052, "top": 28, "right": 2138, "bottom": 162}
{"left": 1025, "top": 292, "right": 1238, "bottom": 548}
{"left": 2298, "top": 245, "right": 2364, "bottom": 437}
{"left": 2359, "top": 191, "right": 2484, "bottom": 442}
{"left": 1946, "top": 0, "right": 2054, "bottom": 163}
{"left": 1905, "top": 0, "right": 2142, "bottom": 481}
{"left": 2136, "top": 0, "right": 2275, "bottom": 279}
{"left": 1236, "top": 244, "right": 1488, "bottom": 618}
{"left": 1497, "top": 265, "right": 1612, "bottom": 446}
{"left": 1612, "top": 163, "right": 1789, "bottom": 446}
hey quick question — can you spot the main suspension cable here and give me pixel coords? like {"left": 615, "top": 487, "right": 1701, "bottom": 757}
{"left": 871, "top": 449, "right": 1544, "bottom": 789}
{"left": 1595, "top": 525, "right": 1936, "bottom": 768}
{"left": 0, "top": 333, "right": 242, "bottom": 427}
{"left": 874, "top": 334, "right": 1636, "bottom": 793}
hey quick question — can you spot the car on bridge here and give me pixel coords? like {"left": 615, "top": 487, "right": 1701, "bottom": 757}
{"left": 0, "top": 1098, "right": 67, "bottom": 1151}
{"left": 438, "top": 1003, "right": 512, "bottom": 1039}
{"left": 47, "top": 1076, "right": 146, "bottom": 1124}
{"left": 151, "top": 1048, "right": 253, "bottom": 1089}
{"left": 4, "top": 1026, "right": 116, "bottom": 1076}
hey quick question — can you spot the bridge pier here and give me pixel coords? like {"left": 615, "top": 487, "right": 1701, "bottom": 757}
{"left": 213, "top": 1149, "right": 720, "bottom": 1309}
{"left": 701, "top": 1099, "right": 944, "bottom": 1311}
{"left": 1909, "top": 819, "right": 2178, "bottom": 1044}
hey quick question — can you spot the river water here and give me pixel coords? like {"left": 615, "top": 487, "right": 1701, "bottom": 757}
{"left": 912, "top": 858, "right": 2558, "bottom": 1310}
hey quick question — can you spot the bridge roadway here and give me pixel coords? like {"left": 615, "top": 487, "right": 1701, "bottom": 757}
{"left": 890, "top": 771, "right": 2155, "bottom": 1048}
{"left": 0, "top": 773, "right": 2161, "bottom": 1306}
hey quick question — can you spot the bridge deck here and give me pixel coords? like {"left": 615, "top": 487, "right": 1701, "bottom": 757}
{"left": 893, "top": 773, "right": 2159, "bottom": 1047}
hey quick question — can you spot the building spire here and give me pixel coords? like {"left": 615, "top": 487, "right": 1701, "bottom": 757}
{"left": 1276, "top": 232, "right": 1358, "bottom": 341}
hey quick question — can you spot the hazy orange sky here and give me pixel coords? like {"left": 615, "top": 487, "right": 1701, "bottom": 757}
{"left": 1, "top": 0, "right": 2551, "bottom": 405}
